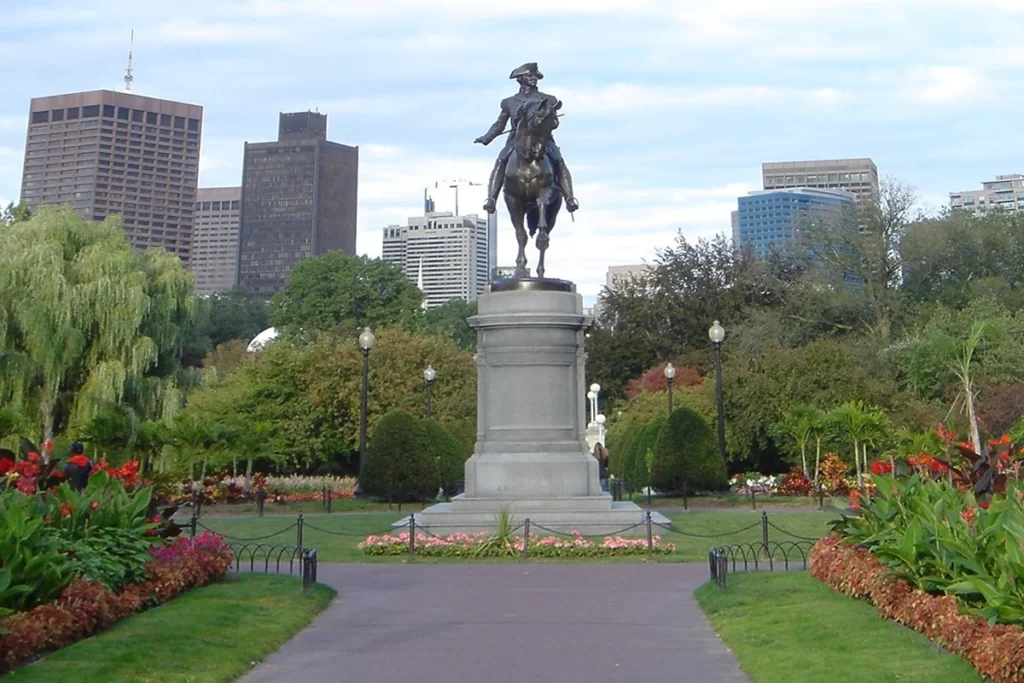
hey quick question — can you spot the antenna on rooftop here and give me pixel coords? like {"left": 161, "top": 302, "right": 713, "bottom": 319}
{"left": 123, "top": 30, "right": 135, "bottom": 91}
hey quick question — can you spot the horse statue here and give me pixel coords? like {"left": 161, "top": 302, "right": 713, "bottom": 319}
{"left": 503, "top": 97, "right": 564, "bottom": 279}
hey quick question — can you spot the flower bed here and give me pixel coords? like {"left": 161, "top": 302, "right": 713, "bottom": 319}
{"left": 0, "top": 532, "right": 232, "bottom": 673}
{"left": 165, "top": 474, "right": 357, "bottom": 506}
{"left": 359, "top": 530, "right": 675, "bottom": 558}
{"left": 811, "top": 537, "right": 1024, "bottom": 683}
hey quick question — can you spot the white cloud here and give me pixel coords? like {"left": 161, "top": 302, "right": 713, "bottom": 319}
{"left": 809, "top": 87, "right": 844, "bottom": 104}
{"left": 546, "top": 84, "right": 782, "bottom": 115}
{"left": 154, "top": 19, "right": 286, "bottom": 43}
{"left": 908, "top": 65, "right": 983, "bottom": 104}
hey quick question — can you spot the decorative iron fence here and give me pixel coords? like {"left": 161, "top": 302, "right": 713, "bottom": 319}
{"left": 708, "top": 539, "right": 815, "bottom": 589}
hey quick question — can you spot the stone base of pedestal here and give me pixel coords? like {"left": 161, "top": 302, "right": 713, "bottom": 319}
{"left": 392, "top": 499, "right": 670, "bottom": 537}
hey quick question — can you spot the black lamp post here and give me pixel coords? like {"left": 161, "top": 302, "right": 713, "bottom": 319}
{"left": 709, "top": 320, "right": 727, "bottom": 467}
{"left": 357, "top": 327, "right": 376, "bottom": 490}
{"left": 663, "top": 362, "right": 676, "bottom": 416}
{"left": 424, "top": 364, "right": 436, "bottom": 418}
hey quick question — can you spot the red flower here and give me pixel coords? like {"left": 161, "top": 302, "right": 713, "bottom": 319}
{"left": 27, "top": 452, "right": 40, "bottom": 463}
{"left": 0, "top": 457, "right": 13, "bottom": 475}
{"left": 59, "top": 504, "right": 74, "bottom": 517}
{"left": 42, "top": 439, "right": 54, "bottom": 452}
{"left": 870, "top": 461, "right": 892, "bottom": 475}
{"left": 979, "top": 499, "right": 991, "bottom": 510}
{"left": 68, "top": 454, "right": 90, "bottom": 468}
{"left": 936, "top": 422, "right": 955, "bottom": 442}
{"left": 90, "top": 501, "right": 100, "bottom": 511}
{"left": 961, "top": 505, "right": 976, "bottom": 525}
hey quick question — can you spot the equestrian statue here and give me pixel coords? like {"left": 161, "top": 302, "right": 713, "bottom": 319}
{"left": 474, "top": 62, "right": 578, "bottom": 279}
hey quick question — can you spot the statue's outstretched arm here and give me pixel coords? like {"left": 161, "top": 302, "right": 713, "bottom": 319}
{"left": 474, "top": 108, "right": 509, "bottom": 145}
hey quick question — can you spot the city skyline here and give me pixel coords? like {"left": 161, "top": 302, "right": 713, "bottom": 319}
{"left": 2, "top": 1, "right": 1023, "bottom": 304}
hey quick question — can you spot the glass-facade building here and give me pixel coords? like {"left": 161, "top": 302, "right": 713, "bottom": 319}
{"left": 237, "top": 112, "right": 358, "bottom": 297}
{"left": 735, "top": 187, "right": 855, "bottom": 258}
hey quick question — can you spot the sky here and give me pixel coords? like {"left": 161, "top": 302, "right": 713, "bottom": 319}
{"left": 2, "top": 0, "right": 1023, "bottom": 304}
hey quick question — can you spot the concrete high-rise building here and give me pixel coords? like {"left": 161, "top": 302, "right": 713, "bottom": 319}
{"left": 950, "top": 174, "right": 1024, "bottom": 216}
{"left": 762, "top": 158, "right": 878, "bottom": 201}
{"left": 735, "top": 187, "right": 856, "bottom": 258}
{"left": 19, "top": 89, "right": 202, "bottom": 262}
{"left": 237, "top": 112, "right": 358, "bottom": 298}
{"left": 382, "top": 210, "right": 497, "bottom": 309}
{"left": 605, "top": 264, "right": 652, "bottom": 290}
{"left": 191, "top": 187, "right": 241, "bottom": 295}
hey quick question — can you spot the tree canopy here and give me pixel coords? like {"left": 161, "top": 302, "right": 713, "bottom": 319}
{"left": 269, "top": 253, "right": 423, "bottom": 337}
{"left": 0, "top": 209, "right": 196, "bottom": 444}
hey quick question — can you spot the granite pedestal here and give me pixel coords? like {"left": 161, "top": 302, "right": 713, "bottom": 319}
{"left": 396, "top": 279, "right": 668, "bottom": 536}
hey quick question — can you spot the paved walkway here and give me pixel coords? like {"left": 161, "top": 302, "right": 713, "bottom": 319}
{"left": 240, "top": 563, "right": 748, "bottom": 683}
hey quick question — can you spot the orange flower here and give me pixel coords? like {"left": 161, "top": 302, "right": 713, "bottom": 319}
{"left": 961, "top": 505, "right": 976, "bottom": 525}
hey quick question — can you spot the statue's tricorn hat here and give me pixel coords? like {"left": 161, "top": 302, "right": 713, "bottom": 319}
{"left": 510, "top": 62, "right": 543, "bottom": 80}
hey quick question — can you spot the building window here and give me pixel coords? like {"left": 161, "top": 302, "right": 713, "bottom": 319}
{"left": 31, "top": 111, "right": 49, "bottom": 123}
{"left": 173, "top": 116, "right": 185, "bottom": 129}
{"left": 103, "top": 104, "right": 115, "bottom": 117}
{"left": 82, "top": 105, "right": 100, "bottom": 118}
{"left": 160, "top": 114, "right": 172, "bottom": 126}
{"left": 187, "top": 118, "right": 200, "bottom": 131}
{"left": 117, "top": 107, "right": 130, "bottom": 120}
{"left": 51, "top": 109, "right": 65, "bottom": 121}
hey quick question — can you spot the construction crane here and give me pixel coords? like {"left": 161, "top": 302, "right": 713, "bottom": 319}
{"left": 435, "top": 179, "right": 482, "bottom": 216}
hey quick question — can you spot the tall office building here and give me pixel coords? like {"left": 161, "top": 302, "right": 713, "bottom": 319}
{"left": 606, "top": 264, "right": 652, "bottom": 290}
{"left": 762, "top": 158, "right": 878, "bottom": 201}
{"left": 735, "top": 187, "right": 856, "bottom": 258}
{"left": 382, "top": 210, "right": 497, "bottom": 309}
{"left": 19, "top": 90, "right": 202, "bottom": 262}
{"left": 191, "top": 187, "right": 241, "bottom": 295}
{"left": 237, "top": 112, "right": 358, "bottom": 297}
{"left": 950, "top": 174, "right": 1024, "bottom": 216}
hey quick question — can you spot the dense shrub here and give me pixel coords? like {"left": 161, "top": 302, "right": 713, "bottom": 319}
{"left": 651, "top": 407, "right": 726, "bottom": 494}
{"left": 422, "top": 419, "right": 466, "bottom": 495}
{"left": 608, "top": 424, "right": 638, "bottom": 483}
{"left": 776, "top": 466, "right": 812, "bottom": 495}
{"left": 360, "top": 410, "right": 438, "bottom": 501}
{"left": 633, "top": 416, "right": 666, "bottom": 488}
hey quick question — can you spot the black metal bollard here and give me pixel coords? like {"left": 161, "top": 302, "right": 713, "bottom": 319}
{"left": 193, "top": 489, "right": 204, "bottom": 518}
{"left": 326, "top": 486, "right": 332, "bottom": 514}
{"left": 760, "top": 511, "right": 769, "bottom": 554}
{"left": 682, "top": 481, "right": 688, "bottom": 511}
{"left": 408, "top": 514, "right": 416, "bottom": 561}
{"left": 297, "top": 513, "right": 304, "bottom": 551}
{"left": 188, "top": 514, "right": 197, "bottom": 538}
{"left": 256, "top": 487, "right": 266, "bottom": 517}
{"left": 750, "top": 486, "right": 757, "bottom": 511}
{"left": 522, "top": 519, "right": 530, "bottom": 561}
{"left": 645, "top": 511, "right": 653, "bottom": 558}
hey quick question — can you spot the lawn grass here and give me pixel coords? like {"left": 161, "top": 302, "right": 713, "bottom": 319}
{"left": 7, "top": 574, "right": 335, "bottom": 683}
{"left": 626, "top": 492, "right": 830, "bottom": 510}
{"left": 193, "top": 510, "right": 838, "bottom": 563}
{"left": 695, "top": 572, "right": 982, "bottom": 683}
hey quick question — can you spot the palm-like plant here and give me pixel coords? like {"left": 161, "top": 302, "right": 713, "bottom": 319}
{"left": 776, "top": 404, "right": 819, "bottom": 477}
{"left": 808, "top": 406, "right": 830, "bottom": 486}
{"left": 168, "top": 412, "right": 218, "bottom": 481}
{"left": 829, "top": 401, "right": 877, "bottom": 488}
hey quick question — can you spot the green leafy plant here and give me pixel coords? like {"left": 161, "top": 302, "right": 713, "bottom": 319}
{"left": 830, "top": 475, "right": 1024, "bottom": 624}
{"left": 0, "top": 494, "right": 73, "bottom": 611}
{"left": 472, "top": 507, "right": 519, "bottom": 557}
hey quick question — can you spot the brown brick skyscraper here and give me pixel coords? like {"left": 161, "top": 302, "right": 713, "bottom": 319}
{"left": 20, "top": 90, "right": 202, "bottom": 263}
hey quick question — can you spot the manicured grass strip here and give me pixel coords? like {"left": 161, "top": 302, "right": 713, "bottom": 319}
{"left": 7, "top": 574, "right": 335, "bottom": 683}
{"left": 694, "top": 572, "right": 982, "bottom": 683}
{"left": 193, "top": 511, "right": 837, "bottom": 563}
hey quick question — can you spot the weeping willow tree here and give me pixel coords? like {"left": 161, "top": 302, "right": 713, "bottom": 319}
{"left": 0, "top": 208, "right": 195, "bottom": 449}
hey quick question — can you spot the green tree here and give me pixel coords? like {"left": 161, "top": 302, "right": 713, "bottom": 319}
{"left": 202, "top": 339, "right": 252, "bottom": 380}
{"left": 651, "top": 407, "right": 726, "bottom": 493}
{"left": 270, "top": 253, "right": 422, "bottom": 336}
{"left": 800, "top": 177, "right": 918, "bottom": 342}
{"left": 1, "top": 201, "right": 30, "bottom": 225}
{"left": 207, "top": 287, "right": 271, "bottom": 348}
{"left": 0, "top": 209, "right": 195, "bottom": 445}
{"left": 632, "top": 415, "right": 666, "bottom": 491}
{"left": 361, "top": 410, "right": 437, "bottom": 501}
{"left": 423, "top": 299, "right": 477, "bottom": 351}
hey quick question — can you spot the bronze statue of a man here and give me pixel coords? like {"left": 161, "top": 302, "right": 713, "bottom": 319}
{"left": 474, "top": 62, "right": 578, "bottom": 215}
